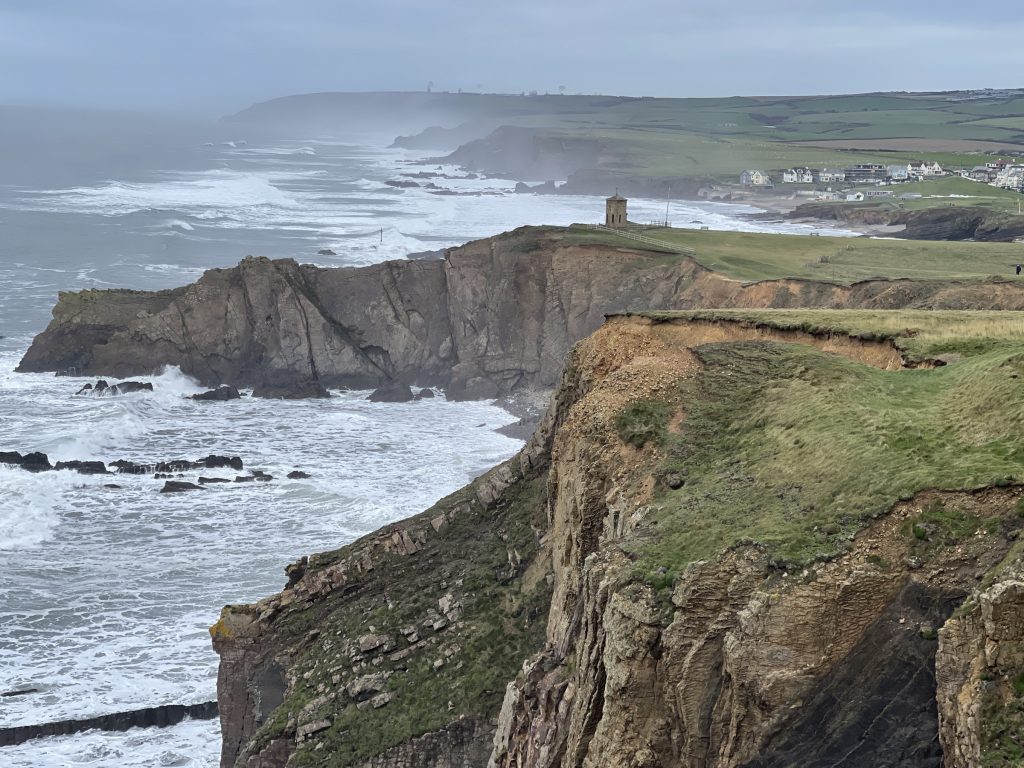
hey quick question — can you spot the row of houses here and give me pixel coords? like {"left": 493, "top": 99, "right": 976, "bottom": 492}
{"left": 740, "top": 162, "right": 946, "bottom": 188}
{"left": 769, "top": 162, "right": 946, "bottom": 186}
{"left": 744, "top": 157, "right": 1024, "bottom": 193}
{"left": 958, "top": 160, "right": 1024, "bottom": 190}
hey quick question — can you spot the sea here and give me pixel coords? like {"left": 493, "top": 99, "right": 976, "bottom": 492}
{"left": 0, "top": 108, "right": 856, "bottom": 767}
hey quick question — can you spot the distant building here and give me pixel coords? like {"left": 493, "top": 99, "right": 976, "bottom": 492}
{"left": 605, "top": 194, "right": 628, "bottom": 228}
{"left": 887, "top": 165, "right": 910, "bottom": 181}
{"left": 865, "top": 189, "right": 894, "bottom": 198}
{"left": 908, "top": 161, "right": 945, "bottom": 178}
{"left": 845, "top": 191, "right": 866, "bottom": 202}
{"left": 993, "top": 165, "right": 1024, "bottom": 190}
{"left": 740, "top": 169, "right": 773, "bottom": 187}
{"left": 782, "top": 168, "right": 814, "bottom": 183}
{"left": 818, "top": 168, "right": 846, "bottom": 183}
{"left": 845, "top": 164, "right": 888, "bottom": 183}
{"left": 968, "top": 166, "right": 994, "bottom": 182}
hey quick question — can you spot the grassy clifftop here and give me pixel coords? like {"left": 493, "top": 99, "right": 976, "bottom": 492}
{"left": 601, "top": 311, "right": 1024, "bottom": 586}
{"left": 565, "top": 225, "right": 1024, "bottom": 283}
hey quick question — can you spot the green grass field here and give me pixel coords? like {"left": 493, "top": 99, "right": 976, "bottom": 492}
{"left": 564, "top": 224, "right": 1024, "bottom": 283}
{"left": 487, "top": 90, "right": 1024, "bottom": 181}
{"left": 616, "top": 310, "right": 1024, "bottom": 582}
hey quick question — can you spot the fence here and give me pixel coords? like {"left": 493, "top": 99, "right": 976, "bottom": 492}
{"left": 585, "top": 224, "right": 697, "bottom": 257}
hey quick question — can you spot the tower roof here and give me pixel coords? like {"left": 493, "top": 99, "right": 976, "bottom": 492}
{"left": 606, "top": 193, "right": 627, "bottom": 202}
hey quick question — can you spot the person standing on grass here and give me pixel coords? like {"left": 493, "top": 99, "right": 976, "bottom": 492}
{"left": 1016, "top": 264, "right": 1022, "bottom": 276}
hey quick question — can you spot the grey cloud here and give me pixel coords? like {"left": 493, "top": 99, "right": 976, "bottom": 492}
{"left": 0, "top": 1, "right": 1019, "bottom": 115}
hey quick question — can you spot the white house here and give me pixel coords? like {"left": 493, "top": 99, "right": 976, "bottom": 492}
{"left": 782, "top": 168, "right": 814, "bottom": 183}
{"left": 844, "top": 191, "right": 865, "bottom": 202}
{"left": 818, "top": 168, "right": 846, "bottom": 183}
{"left": 740, "top": 170, "right": 773, "bottom": 187}
{"left": 887, "top": 165, "right": 909, "bottom": 181}
{"left": 908, "top": 161, "right": 945, "bottom": 178}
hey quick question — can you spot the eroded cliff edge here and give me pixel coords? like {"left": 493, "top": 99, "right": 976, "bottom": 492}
{"left": 213, "top": 313, "right": 1024, "bottom": 767}
{"left": 20, "top": 226, "right": 1024, "bottom": 397}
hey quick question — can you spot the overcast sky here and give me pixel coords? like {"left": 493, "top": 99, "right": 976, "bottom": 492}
{"left": 1, "top": 1, "right": 1021, "bottom": 116}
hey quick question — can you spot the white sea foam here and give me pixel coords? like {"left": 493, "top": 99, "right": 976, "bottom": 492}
{"left": 0, "top": 352, "right": 522, "bottom": 734}
{"left": 1, "top": 717, "right": 219, "bottom": 768}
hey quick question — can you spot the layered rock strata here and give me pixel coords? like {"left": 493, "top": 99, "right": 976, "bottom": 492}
{"left": 20, "top": 227, "right": 1024, "bottom": 397}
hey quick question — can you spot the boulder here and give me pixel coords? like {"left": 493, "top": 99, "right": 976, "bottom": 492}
{"left": 108, "top": 381, "right": 153, "bottom": 395}
{"left": 368, "top": 381, "right": 414, "bottom": 403}
{"left": 0, "top": 451, "right": 23, "bottom": 465}
{"left": 159, "top": 481, "right": 205, "bottom": 493}
{"left": 203, "top": 455, "right": 244, "bottom": 471}
{"left": 198, "top": 476, "right": 232, "bottom": 484}
{"left": 414, "top": 388, "right": 436, "bottom": 400}
{"left": 287, "top": 470, "right": 311, "bottom": 479}
{"left": 191, "top": 386, "right": 241, "bottom": 402}
{"left": 20, "top": 452, "right": 52, "bottom": 472}
{"left": 317, "top": 249, "right": 336, "bottom": 256}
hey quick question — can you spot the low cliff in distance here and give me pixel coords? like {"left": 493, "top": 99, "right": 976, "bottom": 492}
{"left": 213, "top": 310, "right": 1024, "bottom": 767}
{"left": 791, "top": 202, "right": 1024, "bottom": 242}
{"left": 20, "top": 226, "right": 1024, "bottom": 398}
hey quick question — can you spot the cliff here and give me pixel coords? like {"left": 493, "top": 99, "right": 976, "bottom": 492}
{"left": 20, "top": 227, "right": 1024, "bottom": 397}
{"left": 790, "top": 202, "right": 1024, "bottom": 242}
{"left": 214, "top": 311, "right": 1024, "bottom": 767}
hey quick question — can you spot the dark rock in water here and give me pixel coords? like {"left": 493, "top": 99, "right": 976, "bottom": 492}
{"left": 234, "top": 475, "right": 256, "bottom": 483}
{"left": 252, "top": 379, "right": 330, "bottom": 399}
{"left": 252, "top": 470, "right": 273, "bottom": 482}
{"left": 414, "top": 388, "right": 436, "bottom": 400}
{"left": 317, "top": 248, "right": 336, "bottom": 256}
{"left": 385, "top": 179, "right": 420, "bottom": 188}
{"left": 1, "top": 688, "right": 38, "bottom": 698}
{"left": 159, "top": 480, "right": 205, "bottom": 493}
{"left": 20, "top": 452, "right": 52, "bottom": 472}
{"left": 109, "top": 381, "right": 153, "bottom": 395}
{"left": 0, "top": 451, "right": 23, "bottom": 465}
{"left": 368, "top": 381, "right": 414, "bottom": 402}
{"left": 192, "top": 385, "right": 241, "bottom": 401}
{"left": 198, "top": 476, "right": 232, "bottom": 484}
{"left": 54, "top": 460, "right": 109, "bottom": 475}
{"left": 77, "top": 379, "right": 153, "bottom": 396}
{"left": 202, "top": 455, "right": 244, "bottom": 471}
{"left": 0, "top": 700, "right": 218, "bottom": 747}
{"left": 104, "top": 484, "right": 122, "bottom": 489}
{"left": 287, "top": 470, "right": 311, "bottom": 479}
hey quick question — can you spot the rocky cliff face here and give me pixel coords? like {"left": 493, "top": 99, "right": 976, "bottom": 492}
{"left": 20, "top": 227, "right": 1024, "bottom": 397}
{"left": 214, "top": 315, "right": 1024, "bottom": 767}
{"left": 790, "top": 202, "right": 1024, "bottom": 242}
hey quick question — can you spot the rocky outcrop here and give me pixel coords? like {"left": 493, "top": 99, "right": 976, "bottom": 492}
{"left": 790, "top": 202, "right": 1024, "bottom": 242}
{"left": 20, "top": 227, "right": 1024, "bottom": 398}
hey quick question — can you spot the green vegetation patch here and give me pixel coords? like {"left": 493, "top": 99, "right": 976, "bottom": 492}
{"left": 981, "top": 679, "right": 1024, "bottom": 766}
{"left": 635, "top": 308, "right": 1024, "bottom": 363}
{"left": 627, "top": 338, "right": 1024, "bottom": 584}
{"left": 251, "top": 469, "right": 552, "bottom": 767}
{"left": 615, "top": 398, "right": 673, "bottom": 448}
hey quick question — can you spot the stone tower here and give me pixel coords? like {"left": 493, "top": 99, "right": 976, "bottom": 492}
{"left": 605, "top": 193, "right": 627, "bottom": 228}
